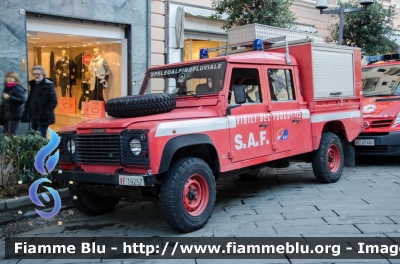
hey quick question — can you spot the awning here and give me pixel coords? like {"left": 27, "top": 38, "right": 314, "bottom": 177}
{"left": 175, "top": 6, "right": 228, "bottom": 48}
{"left": 175, "top": 6, "right": 185, "bottom": 49}
{"left": 184, "top": 6, "right": 228, "bottom": 20}
{"left": 292, "top": 24, "right": 317, "bottom": 34}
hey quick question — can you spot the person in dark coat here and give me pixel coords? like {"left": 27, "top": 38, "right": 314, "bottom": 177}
{"left": 0, "top": 72, "right": 26, "bottom": 136}
{"left": 22, "top": 65, "right": 58, "bottom": 138}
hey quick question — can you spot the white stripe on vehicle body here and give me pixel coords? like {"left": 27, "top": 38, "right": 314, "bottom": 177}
{"left": 310, "top": 110, "right": 361, "bottom": 123}
{"left": 300, "top": 109, "right": 310, "bottom": 119}
{"left": 155, "top": 117, "right": 236, "bottom": 137}
{"left": 154, "top": 110, "right": 360, "bottom": 137}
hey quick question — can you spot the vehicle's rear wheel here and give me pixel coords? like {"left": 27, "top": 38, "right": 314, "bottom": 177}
{"left": 312, "top": 132, "right": 344, "bottom": 183}
{"left": 68, "top": 185, "right": 119, "bottom": 215}
{"left": 159, "top": 157, "right": 216, "bottom": 232}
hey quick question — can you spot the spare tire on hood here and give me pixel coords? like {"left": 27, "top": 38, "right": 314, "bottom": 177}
{"left": 105, "top": 93, "right": 176, "bottom": 118}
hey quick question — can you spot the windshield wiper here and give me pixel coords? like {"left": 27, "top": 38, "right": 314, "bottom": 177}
{"left": 364, "top": 94, "right": 393, "bottom": 97}
{"left": 175, "top": 91, "right": 200, "bottom": 98}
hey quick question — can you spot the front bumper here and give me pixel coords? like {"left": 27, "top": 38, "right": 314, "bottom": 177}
{"left": 51, "top": 170, "right": 157, "bottom": 186}
{"left": 354, "top": 131, "right": 400, "bottom": 156}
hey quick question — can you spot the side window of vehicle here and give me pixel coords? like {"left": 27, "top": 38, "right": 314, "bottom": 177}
{"left": 267, "top": 69, "right": 296, "bottom": 101}
{"left": 229, "top": 68, "right": 262, "bottom": 104}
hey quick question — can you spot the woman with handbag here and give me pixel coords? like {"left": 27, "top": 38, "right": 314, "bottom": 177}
{"left": 0, "top": 72, "right": 26, "bottom": 136}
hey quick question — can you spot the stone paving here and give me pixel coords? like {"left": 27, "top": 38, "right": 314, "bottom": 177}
{"left": 1, "top": 156, "right": 399, "bottom": 263}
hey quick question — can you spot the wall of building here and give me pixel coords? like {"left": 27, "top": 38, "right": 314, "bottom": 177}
{"left": 0, "top": 0, "right": 151, "bottom": 98}
{"left": 162, "top": 0, "right": 400, "bottom": 51}
{"left": 0, "top": 0, "right": 152, "bottom": 134}
{"left": 152, "top": 0, "right": 166, "bottom": 67}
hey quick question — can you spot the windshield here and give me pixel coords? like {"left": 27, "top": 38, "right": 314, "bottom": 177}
{"left": 362, "top": 65, "right": 400, "bottom": 97}
{"left": 140, "top": 61, "right": 226, "bottom": 96}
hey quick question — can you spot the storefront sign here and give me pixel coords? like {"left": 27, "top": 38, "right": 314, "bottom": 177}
{"left": 82, "top": 53, "right": 93, "bottom": 66}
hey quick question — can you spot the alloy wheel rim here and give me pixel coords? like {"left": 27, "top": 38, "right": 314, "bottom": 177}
{"left": 182, "top": 173, "right": 209, "bottom": 216}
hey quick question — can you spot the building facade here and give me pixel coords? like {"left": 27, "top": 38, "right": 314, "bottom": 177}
{"left": 161, "top": 0, "right": 400, "bottom": 65}
{"left": 0, "top": 0, "right": 153, "bottom": 130}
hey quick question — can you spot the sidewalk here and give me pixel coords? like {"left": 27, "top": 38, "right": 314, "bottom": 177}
{"left": 0, "top": 188, "right": 72, "bottom": 226}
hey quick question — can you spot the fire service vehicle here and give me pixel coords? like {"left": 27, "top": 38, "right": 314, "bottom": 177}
{"left": 52, "top": 35, "right": 364, "bottom": 232}
{"left": 354, "top": 53, "right": 400, "bottom": 156}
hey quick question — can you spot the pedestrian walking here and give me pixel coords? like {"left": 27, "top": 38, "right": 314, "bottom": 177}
{"left": 22, "top": 65, "right": 57, "bottom": 138}
{"left": 0, "top": 72, "right": 26, "bottom": 136}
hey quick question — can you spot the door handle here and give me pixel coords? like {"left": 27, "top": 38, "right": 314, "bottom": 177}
{"left": 259, "top": 123, "right": 269, "bottom": 127}
{"left": 292, "top": 119, "right": 301, "bottom": 123}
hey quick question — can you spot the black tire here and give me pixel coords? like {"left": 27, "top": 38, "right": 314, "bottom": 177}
{"left": 312, "top": 132, "right": 344, "bottom": 183}
{"left": 238, "top": 169, "right": 260, "bottom": 178}
{"left": 159, "top": 157, "right": 216, "bottom": 232}
{"left": 68, "top": 185, "right": 119, "bottom": 215}
{"left": 105, "top": 93, "right": 176, "bottom": 118}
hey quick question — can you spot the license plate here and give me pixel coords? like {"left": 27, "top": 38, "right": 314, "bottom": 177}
{"left": 355, "top": 139, "right": 375, "bottom": 146}
{"left": 119, "top": 175, "right": 144, "bottom": 186}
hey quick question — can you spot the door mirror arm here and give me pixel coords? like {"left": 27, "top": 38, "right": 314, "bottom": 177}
{"left": 226, "top": 104, "right": 240, "bottom": 115}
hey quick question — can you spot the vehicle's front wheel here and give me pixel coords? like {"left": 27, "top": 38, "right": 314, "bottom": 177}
{"left": 159, "top": 157, "right": 216, "bottom": 232}
{"left": 68, "top": 185, "right": 119, "bottom": 215}
{"left": 312, "top": 132, "right": 344, "bottom": 183}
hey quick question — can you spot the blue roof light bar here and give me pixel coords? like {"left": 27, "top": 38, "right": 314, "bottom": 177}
{"left": 253, "top": 38, "right": 264, "bottom": 51}
{"left": 199, "top": 48, "right": 209, "bottom": 59}
{"left": 366, "top": 53, "right": 400, "bottom": 64}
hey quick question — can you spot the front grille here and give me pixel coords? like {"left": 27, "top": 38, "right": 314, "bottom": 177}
{"left": 359, "top": 132, "right": 389, "bottom": 136}
{"left": 355, "top": 146, "right": 388, "bottom": 153}
{"left": 75, "top": 130, "right": 150, "bottom": 167}
{"left": 388, "top": 146, "right": 400, "bottom": 153}
{"left": 371, "top": 119, "right": 393, "bottom": 128}
{"left": 76, "top": 134, "right": 121, "bottom": 165}
{"left": 355, "top": 145, "right": 400, "bottom": 154}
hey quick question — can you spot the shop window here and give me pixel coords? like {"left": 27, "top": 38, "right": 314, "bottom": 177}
{"left": 229, "top": 68, "right": 262, "bottom": 104}
{"left": 27, "top": 31, "right": 124, "bottom": 129}
{"left": 267, "top": 69, "right": 296, "bottom": 101}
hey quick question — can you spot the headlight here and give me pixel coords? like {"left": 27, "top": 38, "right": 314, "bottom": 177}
{"left": 129, "top": 138, "right": 141, "bottom": 155}
{"left": 66, "top": 139, "right": 76, "bottom": 154}
{"left": 394, "top": 112, "right": 400, "bottom": 125}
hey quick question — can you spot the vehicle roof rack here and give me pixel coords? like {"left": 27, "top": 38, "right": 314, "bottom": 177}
{"left": 208, "top": 36, "right": 314, "bottom": 65}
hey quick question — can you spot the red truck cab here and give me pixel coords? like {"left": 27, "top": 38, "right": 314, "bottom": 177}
{"left": 354, "top": 53, "right": 400, "bottom": 156}
{"left": 53, "top": 37, "right": 363, "bottom": 232}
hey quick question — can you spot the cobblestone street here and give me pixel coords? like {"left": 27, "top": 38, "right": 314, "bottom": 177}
{"left": 1, "top": 156, "right": 400, "bottom": 264}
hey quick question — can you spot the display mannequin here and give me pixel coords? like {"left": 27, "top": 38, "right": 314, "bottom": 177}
{"left": 89, "top": 48, "right": 111, "bottom": 101}
{"left": 78, "top": 71, "right": 94, "bottom": 110}
{"left": 54, "top": 50, "right": 76, "bottom": 97}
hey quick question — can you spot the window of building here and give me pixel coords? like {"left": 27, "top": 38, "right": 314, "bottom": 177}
{"left": 267, "top": 69, "right": 296, "bottom": 101}
{"left": 25, "top": 15, "right": 129, "bottom": 131}
{"left": 229, "top": 68, "right": 262, "bottom": 104}
{"left": 184, "top": 39, "right": 227, "bottom": 61}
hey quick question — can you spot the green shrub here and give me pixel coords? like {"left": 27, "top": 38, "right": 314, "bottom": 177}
{"left": 0, "top": 130, "right": 49, "bottom": 195}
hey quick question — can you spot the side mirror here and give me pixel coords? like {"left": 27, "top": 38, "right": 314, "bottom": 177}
{"left": 233, "top": 85, "right": 246, "bottom": 104}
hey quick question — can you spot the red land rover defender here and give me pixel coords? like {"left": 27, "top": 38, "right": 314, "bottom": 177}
{"left": 52, "top": 37, "right": 364, "bottom": 232}
{"left": 354, "top": 53, "right": 400, "bottom": 156}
